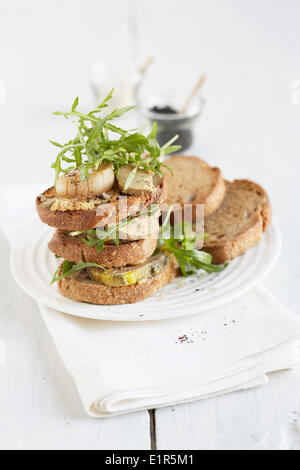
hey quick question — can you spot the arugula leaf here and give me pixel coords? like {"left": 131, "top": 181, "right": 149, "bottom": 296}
{"left": 51, "top": 155, "right": 63, "bottom": 185}
{"left": 104, "top": 105, "right": 135, "bottom": 122}
{"left": 162, "top": 238, "right": 225, "bottom": 276}
{"left": 147, "top": 122, "right": 157, "bottom": 139}
{"left": 95, "top": 87, "right": 114, "bottom": 110}
{"left": 51, "top": 260, "right": 106, "bottom": 284}
{"left": 72, "top": 96, "right": 79, "bottom": 112}
{"left": 159, "top": 205, "right": 227, "bottom": 276}
{"left": 80, "top": 163, "right": 89, "bottom": 180}
{"left": 161, "top": 145, "right": 181, "bottom": 157}
{"left": 74, "top": 147, "right": 82, "bottom": 167}
{"left": 49, "top": 140, "right": 64, "bottom": 148}
{"left": 123, "top": 166, "right": 137, "bottom": 191}
{"left": 51, "top": 89, "right": 181, "bottom": 183}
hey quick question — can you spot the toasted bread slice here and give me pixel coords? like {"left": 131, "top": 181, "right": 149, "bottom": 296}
{"left": 36, "top": 178, "right": 165, "bottom": 231}
{"left": 203, "top": 180, "right": 272, "bottom": 263}
{"left": 163, "top": 156, "right": 226, "bottom": 217}
{"left": 57, "top": 254, "right": 176, "bottom": 305}
{"left": 49, "top": 230, "right": 158, "bottom": 268}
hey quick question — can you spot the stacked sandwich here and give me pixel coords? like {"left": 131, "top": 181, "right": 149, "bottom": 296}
{"left": 35, "top": 90, "right": 272, "bottom": 306}
{"left": 35, "top": 90, "right": 184, "bottom": 305}
{"left": 36, "top": 164, "right": 177, "bottom": 304}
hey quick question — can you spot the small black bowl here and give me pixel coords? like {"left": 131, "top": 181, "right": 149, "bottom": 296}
{"left": 137, "top": 90, "right": 204, "bottom": 152}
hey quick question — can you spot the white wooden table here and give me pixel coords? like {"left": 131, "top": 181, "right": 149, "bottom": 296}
{"left": 1, "top": 222, "right": 300, "bottom": 450}
{"left": 1, "top": 0, "right": 300, "bottom": 450}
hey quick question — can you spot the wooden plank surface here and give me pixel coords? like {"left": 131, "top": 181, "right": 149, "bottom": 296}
{"left": 155, "top": 370, "right": 300, "bottom": 450}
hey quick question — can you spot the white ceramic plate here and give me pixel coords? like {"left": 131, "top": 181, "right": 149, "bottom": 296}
{"left": 10, "top": 220, "right": 281, "bottom": 321}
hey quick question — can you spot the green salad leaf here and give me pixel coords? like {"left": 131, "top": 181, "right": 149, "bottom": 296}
{"left": 50, "top": 88, "right": 181, "bottom": 184}
{"left": 51, "top": 260, "right": 106, "bottom": 284}
{"left": 159, "top": 205, "right": 227, "bottom": 276}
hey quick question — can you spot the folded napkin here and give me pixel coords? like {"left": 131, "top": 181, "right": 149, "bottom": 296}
{"left": 3, "top": 185, "right": 300, "bottom": 417}
{"left": 37, "top": 290, "right": 300, "bottom": 416}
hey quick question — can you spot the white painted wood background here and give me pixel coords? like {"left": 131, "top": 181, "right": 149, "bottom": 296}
{"left": 1, "top": 0, "right": 300, "bottom": 450}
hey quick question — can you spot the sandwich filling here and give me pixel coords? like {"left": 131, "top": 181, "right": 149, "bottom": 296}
{"left": 117, "top": 165, "right": 161, "bottom": 195}
{"left": 105, "top": 211, "right": 160, "bottom": 241}
{"left": 39, "top": 186, "right": 119, "bottom": 212}
{"left": 89, "top": 253, "right": 169, "bottom": 286}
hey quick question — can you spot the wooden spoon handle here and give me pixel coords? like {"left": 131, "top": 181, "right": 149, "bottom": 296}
{"left": 180, "top": 74, "right": 206, "bottom": 114}
{"left": 137, "top": 56, "right": 154, "bottom": 76}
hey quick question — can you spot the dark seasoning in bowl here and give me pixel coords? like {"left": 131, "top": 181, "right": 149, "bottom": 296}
{"left": 137, "top": 75, "right": 206, "bottom": 152}
{"left": 137, "top": 77, "right": 205, "bottom": 152}
{"left": 150, "top": 105, "right": 194, "bottom": 151}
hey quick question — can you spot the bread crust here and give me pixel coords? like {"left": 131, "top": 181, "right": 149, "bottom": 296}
{"left": 204, "top": 214, "right": 263, "bottom": 263}
{"left": 57, "top": 259, "right": 176, "bottom": 305}
{"left": 204, "top": 179, "right": 272, "bottom": 263}
{"left": 36, "top": 177, "right": 166, "bottom": 231}
{"left": 49, "top": 230, "right": 158, "bottom": 268}
{"left": 203, "top": 168, "right": 226, "bottom": 217}
{"left": 163, "top": 155, "right": 226, "bottom": 218}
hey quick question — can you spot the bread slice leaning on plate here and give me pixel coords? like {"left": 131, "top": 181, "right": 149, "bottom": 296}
{"left": 163, "top": 155, "right": 226, "bottom": 218}
{"left": 163, "top": 155, "right": 272, "bottom": 264}
{"left": 203, "top": 179, "right": 272, "bottom": 263}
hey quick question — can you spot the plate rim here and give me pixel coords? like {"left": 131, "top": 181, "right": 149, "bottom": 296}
{"left": 10, "top": 220, "right": 282, "bottom": 321}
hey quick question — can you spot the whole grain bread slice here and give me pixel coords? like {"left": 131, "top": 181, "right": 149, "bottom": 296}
{"left": 203, "top": 179, "right": 272, "bottom": 263}
{"left": 163, "top": 155, "right": 226, "bottom": 218}
{"left": 36, "top": 178, "right": 165, "bottom": 231}
{"left": 57, "top": 256, "right": 176, "bottom": 305}
{"left": 49, "top": 230, "right": 158, "bottom": 268}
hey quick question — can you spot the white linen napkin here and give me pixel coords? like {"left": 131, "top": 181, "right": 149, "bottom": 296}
{"left": 3, "top": 185, "right": 300, "bottom": 417}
